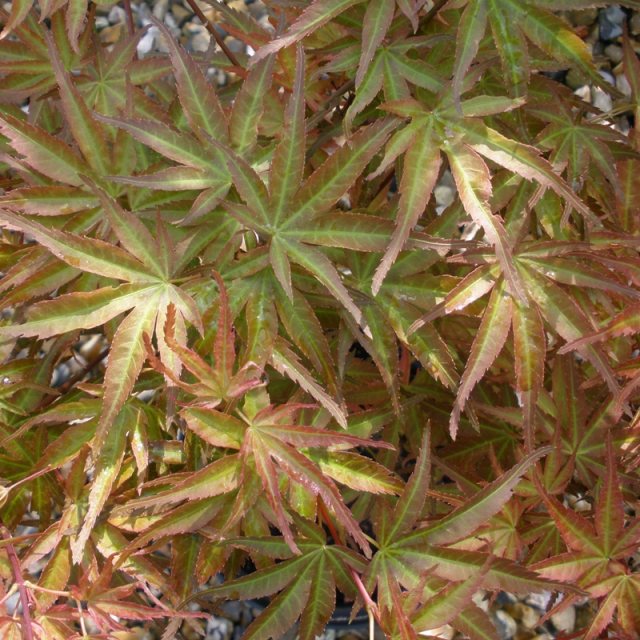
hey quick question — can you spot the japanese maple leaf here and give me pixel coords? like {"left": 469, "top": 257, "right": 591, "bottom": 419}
{"left": 364, "top": 430, "right": 569, "bottom": 639}
{"left": 405, "top": 232, "right": 625, "bottom": 439}
{"left": 145, "top": 274, "right": 263, "bottom": 410}
{"left": 0, "top": 189, "right": 202, "bottom": 562}
{"left": 533, "top": 437, "right": 640, "bottom": 639}
{"left": 185, "top": 522, "right": 367, "bottom": 640}
{"left": 114, "top": 394, "right": 397, "bottom": 556}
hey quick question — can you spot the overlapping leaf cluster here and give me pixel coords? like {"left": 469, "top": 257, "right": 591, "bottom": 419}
{"left": 0, "top": 0, "right": 639, "bottom": 638}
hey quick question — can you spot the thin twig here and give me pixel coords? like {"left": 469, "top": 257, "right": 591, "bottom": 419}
{"left": 0, "top": 525, "right": 35, "bottom": 640}
{"left": 421, "top": 0, "right": 449, "bottom": 26}
{"left": 306, "top": 79, "right": 355, "bottom": 132}
{"left": 183, "top": 0, "right": 242, "bottom": 69}
{"left": 123, "top": 0, "right": 135, "bottom": 36}
{"left": 76, "top": 599, "right": 88, "bottom": 637}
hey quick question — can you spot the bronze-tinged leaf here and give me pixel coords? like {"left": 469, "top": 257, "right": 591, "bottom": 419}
{"left": 450, "top": 279, "right": 514, "bottom": 440}
{"left": 356, "top": 0, "right": 394, "bottom": 88}
{"left": 445, "top": 141, "right": 525, "bottom": 303}
{"left": 512, "top": 299, "right": 545, "bottom": 450}
{"left": 372, "top": 127, "right": 441, "bottom": 294}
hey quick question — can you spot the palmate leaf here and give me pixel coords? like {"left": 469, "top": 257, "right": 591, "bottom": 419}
{"left": 0, "top": 205, "right": 203, "bottom": 558}
{"left": 366, "top": 446, "right": 564, "bottom": 638}
{"left": 152, "top": 18, "right": 228, "bottom": 143}
{"left": 533, "top": 438, "right": 640, "bottom": 639}
{"left": 188, "top": 532, "right": 363, "bottom": 640}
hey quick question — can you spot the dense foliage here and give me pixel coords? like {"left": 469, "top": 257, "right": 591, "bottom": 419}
{"left": 1, "top": 0, "right": 640, "bottom": 638}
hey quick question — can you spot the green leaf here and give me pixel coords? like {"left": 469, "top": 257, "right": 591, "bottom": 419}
{"left": 269, "top": 44, "right": 306, "bottom": 227}
{"left": 423, "top": 447, "right": 551, "bottom": 545}
{"left": 230, "top": 55, "right": 275, "bottom": 156}
{"left": 284, "top": 117, "right": 397, "bottom": 227}
{"left": 512, "top": 299, "right": 545, "bottom": 450}
{"left": 452, "top": 0, "right": 488, "bottom": 107}
{"left": 251, "top": 0, "right": 364, "bottom": 62}
{"left": 449, "top": 279, "right": 514, "bottom": 439}
{"left": 71, "top": 406, "right": 132, "bottom": 563}
{"left": 356, "top": 0, "right": 394, "bottom": 88}
{"left": 153, "top": 18, "right": 228, "bottom": 143}
{"left": 372, "top": 126, "right": 441, "bottom": 294}
{"left": 0, "top": 284, "right": 157, "bottom": 338}
{"left": 0, "top": 209, "right": 161, "bottom": 283}
{"left": 0, "top": 113, "right": 85, "bottom": 186}
{"left": 93, "top": 290, "right": 163, "bottom": 454}
{"left": 46, "top": 31, "right": 109, "bottom": 176}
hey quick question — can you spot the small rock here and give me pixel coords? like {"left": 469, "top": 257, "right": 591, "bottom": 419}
{"left": 206, "top": 615, "right": 233, "bottom": 640}
{"left": 247, "top": 0, "right": 268, "bottom": 20}
{"left": 188, "top": 25, "right": 211, "bottom": 52}
{"left": 524, "top": 591, "right": 552, "bottom": 611}
{"left": 565, "top": 68, "right": 588, "bottom": 90}
{"left": 599, "top": 69, "right": 616, "bottom": 85}
{"left": 551, "top": 605, "right": 576, "bottom": 633}
{"left": 599, "top": 5, "right": 626, "bottom": 41}
{"left": 4, "top": 590, "right": 20, "bottom": 615}
{"left": 95, "top": 16, "right": 109, "bottom": 29}
{"left": 228, "top": 0, "right": 249, "bottom": 12}
{"left": 99, "top": 21, "right": 125, "bottom": 44}
{"left": 170, "top": 3, "right": 192, "bottom": 24}
{"left": 224, "top": 36, "right": 246, "bottom": 54}
{"left": 631, "top": 11, "right": 640, "bottom": 35}
{"left": 565, "top": 8, "right": 598, "bottom": 27}
{"left": 434, "top": 184, "right": 455, "bottom": 210}
{"left": 137, "top": 28, "right": 157, "bottom": 56}
{"left": 153, "top": 0, "right": 169, "bottom": 20}
{"left": 494, "top": 610, "right": 517, "bottom": 640}
{"left": 592, "top": 85, "right": 613, "bottom": 112}
{"left": 574, "top": 85, "right": 591, "bottom": 103}
{"left": 604, "top": 43, "right": 623, "bottom": 64}
{"left": 472, "top": 591, "right": 490, "bottom": 613}
{"left": 419, "top": 625, "right": 454, "bottom": 639}
{"left": 163, "top": 13, "right": 179, "bottom": 34}
{"left": 508, "top": 603, "right": 540, "bottom": 630}
{"left": 108, "top": 5, "right": 126, "bottom": 24}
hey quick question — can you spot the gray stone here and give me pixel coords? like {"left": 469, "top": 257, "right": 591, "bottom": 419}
{"left": 593, "top": 86, "right": 613, "bottom": 111}
{"left": 524, "top": 591, "right": 552, "bottom": 611}
{"left": 605, "top": 43, "right": 623, "bottom": 64}
{"left": 206, "top": 615, "right": 233, "bottom": 640}
{"left": 171, "top": 2, "right": 192, "bottom": 24}
{"left": 224, "top": 36, "right": 246, "bottom": 54}
{"left": 137, "top": 28, "right": 157, "bottom": 55}
{"left": 574, "top": 85, "right": 592, "bottom": 103}
{"left": 565, "top": 68, "right": 588, "bottom": 90}
{"left": 551, "top": 605, "right": 576, "bottom": 633}
{"left": 189, "top": 25, "right": 211, "bottom": 52}
{"left": 153, "top": 0, "right": 169, "bottom": 20}
{"left": 599, "top": 5, "right": 626, "bottom": 41}
{"left": 108, "top": 5, "right": 126, "bottom": 24}
{"left": 493, "top": 610, "right": 517, "bottom": 640}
